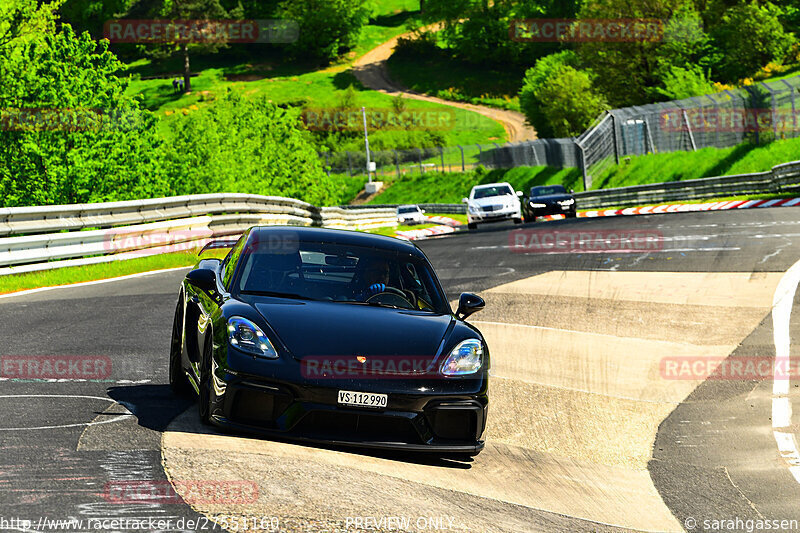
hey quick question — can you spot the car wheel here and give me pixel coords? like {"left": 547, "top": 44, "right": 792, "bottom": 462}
{"left": 513, "top": 217, "right": 523, "bottom": 224}
{"left": 567, "top": 211, "right": 577, "bottom": 218}
{"left": 169, "top": 299, "right": 192, "bottom": 397}
{"left": 198, "top": 333, "right": 214, "bottom": 425}
{"left": 467, "top": 223, "right": 477, "bottom": 230}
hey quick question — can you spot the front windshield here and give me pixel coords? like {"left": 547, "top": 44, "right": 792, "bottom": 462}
{"left": 234, "top": 239, "right": 449, "bottom": 314}
{"left": 473, "top": 186, "right": 513, "bottom": 199}
{"left": 531, "top": 185, "right": 567, "bottom": 196}
{"left": 397, "top": 206, "right": 417, "bottom": 213}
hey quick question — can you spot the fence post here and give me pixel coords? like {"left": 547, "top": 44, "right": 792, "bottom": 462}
{"left": 576, "top": 141, "right": 590, "bottom": 190}
{"left": 394, "top": 150, "right": 401, "bottom": 178}
{"left": 782, "top": 80, "right": 797, "bottom": 139}
{"left": 531, "top": 141, "right": 541, "bottom": 166}
{"left": 325, "top": 152, "right": 331, "bottom": 177}
{"left": 610, "top": 114, "right": 620, "bottom": 164}
{"left": 682, "top": 110, "right": 697, "bottom": 152}
{"left": 439, "top": 146, "right": 445, "bottom": 172}
{"left": 492, "top": 143, "right": 501, "bottom": 168}
{"left": 346, "top": 151, "right": 353, "bottom": 177}
{"left": 417, "top": 148, "right": 423, "bottom": 174}
{"left": 644, "top": 118, "right": 656, "bottom": 154}
{"left": 458, "top": 145, "right": 465, "bottom": 172}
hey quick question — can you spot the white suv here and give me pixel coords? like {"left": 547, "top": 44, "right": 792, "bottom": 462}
{"left": 463, "top": 182, "right": 523, "bottom": 230}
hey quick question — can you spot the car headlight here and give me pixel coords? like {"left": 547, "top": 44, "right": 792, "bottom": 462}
{"left": 440, "top": 339, "right": 483, "bottom": 376}
{"left": 468, "top": 204, "right": 479, "bottom": 214}
{"left": 559, "top": 199, "right": 575, "bottom": 206}
{"left": 227, "top": 316, "right": 278, "bottom": 358}
{"left": 529, "top": 202, "right": 546, "bottom": 208}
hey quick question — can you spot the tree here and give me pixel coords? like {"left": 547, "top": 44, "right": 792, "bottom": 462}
{"left": 520, "top": 53, "right": 608, "bottom": 138}
{"left": 124, "top": 0, "right": 240, "bottom": 92}
{"left": 575, "top": 0, "right": 710, "bottom": 107}
{"left": 277, "top": 0, "right": 369, "bottom": 63}
{"left": 162, "top": 92, "right": 335, "bottom": 205}
{"left": 709, "top": 2, "right": 795, "bottom": 82}
{"left": 420, "top": 0, "right": 582, "bottom": 67}
{"left": 58, "top": 0, "right": 134, "bottom": 39}
{"left": 0, "top": 2, "right": 166, "bottom": 206}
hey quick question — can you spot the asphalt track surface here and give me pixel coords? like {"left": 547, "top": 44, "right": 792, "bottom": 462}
{"left": 2, "top": 208, "right": 800, "bottom": 532}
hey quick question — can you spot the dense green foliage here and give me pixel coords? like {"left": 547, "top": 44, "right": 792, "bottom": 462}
{"left": 278, "top": 0, "right": 370, "bottom": 62}
{"left": 519, "top": 51, "right": 608, "bottom": 137}
{"left": 0, "top": 2, "right": 347, "bottom": 208}
{"left": 162, "top": 92, "right": 332, "bottom": 204}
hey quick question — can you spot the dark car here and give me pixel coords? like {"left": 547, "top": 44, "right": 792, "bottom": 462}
{"left": 169, "top": 226, "right": 489, "bottom": 455}
{"left": 522, "top": 185, "right": 577, "bottom": 222}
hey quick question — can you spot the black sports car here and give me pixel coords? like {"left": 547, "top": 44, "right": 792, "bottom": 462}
{"left": 169, "top": 226, "right": 489, "bottom": 455}
{"left": 522, "top": 185, "right": 577, "bottom": 222}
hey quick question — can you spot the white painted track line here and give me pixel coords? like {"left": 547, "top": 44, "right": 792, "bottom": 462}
{"left": 771, "top": 259, "right": 800, "bottom": 484}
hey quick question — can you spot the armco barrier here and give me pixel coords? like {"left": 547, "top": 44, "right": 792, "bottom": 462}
{"left": 574, "top": 160, "right": 800, "bottom": 209}
{"left": 0, "top": 194, "right": 396, "bottom": 276}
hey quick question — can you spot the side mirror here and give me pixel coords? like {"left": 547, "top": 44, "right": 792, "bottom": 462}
{"left": 456, "top": 293, "right": 485, "bottom": 320}
{"left": 185, "top": 268, "right": 218, "bottom": 294}
{"left": 421, "top": 209, "right": 426, "bottom": 214}
{"left": 516, "top": 191, "right": 523, "bottom": 197}
{"left": 570, "top": 189, "right": 575, "bottom": 194}
{"left": 462, "top": 197, "right": 469, "bottom": 204}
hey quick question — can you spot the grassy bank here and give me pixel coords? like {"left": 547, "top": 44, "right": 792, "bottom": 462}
{"left": 367, "top": 166, "right": 583, "bottom": 204}
{"left": 386, "top": 39, "right": 523, "bottom": 112}
{"left": 366, "top": 134, "right": 800, "bottom": 205}
{"left": 0, "top": 251, "right": 212, "bottom": 295}
{"left": 591, "top": 136, "right": 800, "bottom": 190}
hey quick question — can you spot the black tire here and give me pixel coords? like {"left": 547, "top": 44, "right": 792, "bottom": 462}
{"left": 566, "top": 211, "right": 577, "bottom": 218}
{"left": 513, "top": 217, "right": 523, "bottom": 224}
{"left": 467, "top": 223, "right": 477, "bottom": 230}
{"left": 198, "top": 333, "right": 214, "bottom": 425}
{"left": 169, "top": 298, "right": 192, "bottom": 397}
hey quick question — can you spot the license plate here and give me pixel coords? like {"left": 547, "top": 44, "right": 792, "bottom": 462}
{"left": 337, "top": 390, "right": 387, "bottom": 408}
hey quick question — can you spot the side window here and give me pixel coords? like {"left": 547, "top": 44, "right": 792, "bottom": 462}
{"left": 222, "top": 235, "right": 246, "bottom": 290}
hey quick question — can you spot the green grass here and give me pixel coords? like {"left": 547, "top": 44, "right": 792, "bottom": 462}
{"left": 367, "top": 166, "right": 583, "bottom": 204}
{"left": 591, "top": 135, "right": 800, "bottom": 190}
{"left": 386, "top": 38, "right": 524, "bottom": 112}
{"left": 0, "top": 250, "right": 215, "bottom": 295}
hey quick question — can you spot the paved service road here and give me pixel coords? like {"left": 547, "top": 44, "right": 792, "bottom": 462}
{"left": 3, "top": 208, "right": 800, "bottom": 532}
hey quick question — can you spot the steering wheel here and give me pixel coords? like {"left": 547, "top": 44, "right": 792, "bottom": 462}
{"left": 366, "top": 286, "right": 414, "bottom": 307}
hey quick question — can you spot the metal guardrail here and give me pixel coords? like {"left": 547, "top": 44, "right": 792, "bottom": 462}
{"left": 339, "top": 203, "right": 467, "bottom": 214}
{"left": 574, "top": 160, "right": 800, "bottom": 209}
{"left": 0, "top": 194, "right": 397, "bottom": 276}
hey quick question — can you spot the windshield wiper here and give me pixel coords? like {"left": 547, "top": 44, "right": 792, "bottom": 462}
{"left": 241, "top": 290, "right": 314, "bottom": 301}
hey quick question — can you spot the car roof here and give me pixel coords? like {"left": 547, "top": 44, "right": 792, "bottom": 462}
{"left": 472, "top": 182, "right": 512, "bottom": 190}
{"left": 248, "top": 226, "right": 423, "bottom": 256}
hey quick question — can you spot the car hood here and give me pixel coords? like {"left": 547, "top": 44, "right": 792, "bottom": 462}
{"left": 253, "top": 300, "right": 454, "bottom": 362}
{"left": 470, "top": 196, "right": 517, "bottom": 207}
{"left": 530, "top": 194, "right": 573, "bottom": 203}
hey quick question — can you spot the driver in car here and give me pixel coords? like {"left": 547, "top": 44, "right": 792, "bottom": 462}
{"left": 354, "top": 257, "right": 392, "bottom": 301}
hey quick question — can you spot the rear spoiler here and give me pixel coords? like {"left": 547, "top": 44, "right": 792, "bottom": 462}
{"left": 199, "top": 238, "right": 239, "bottom": 255}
